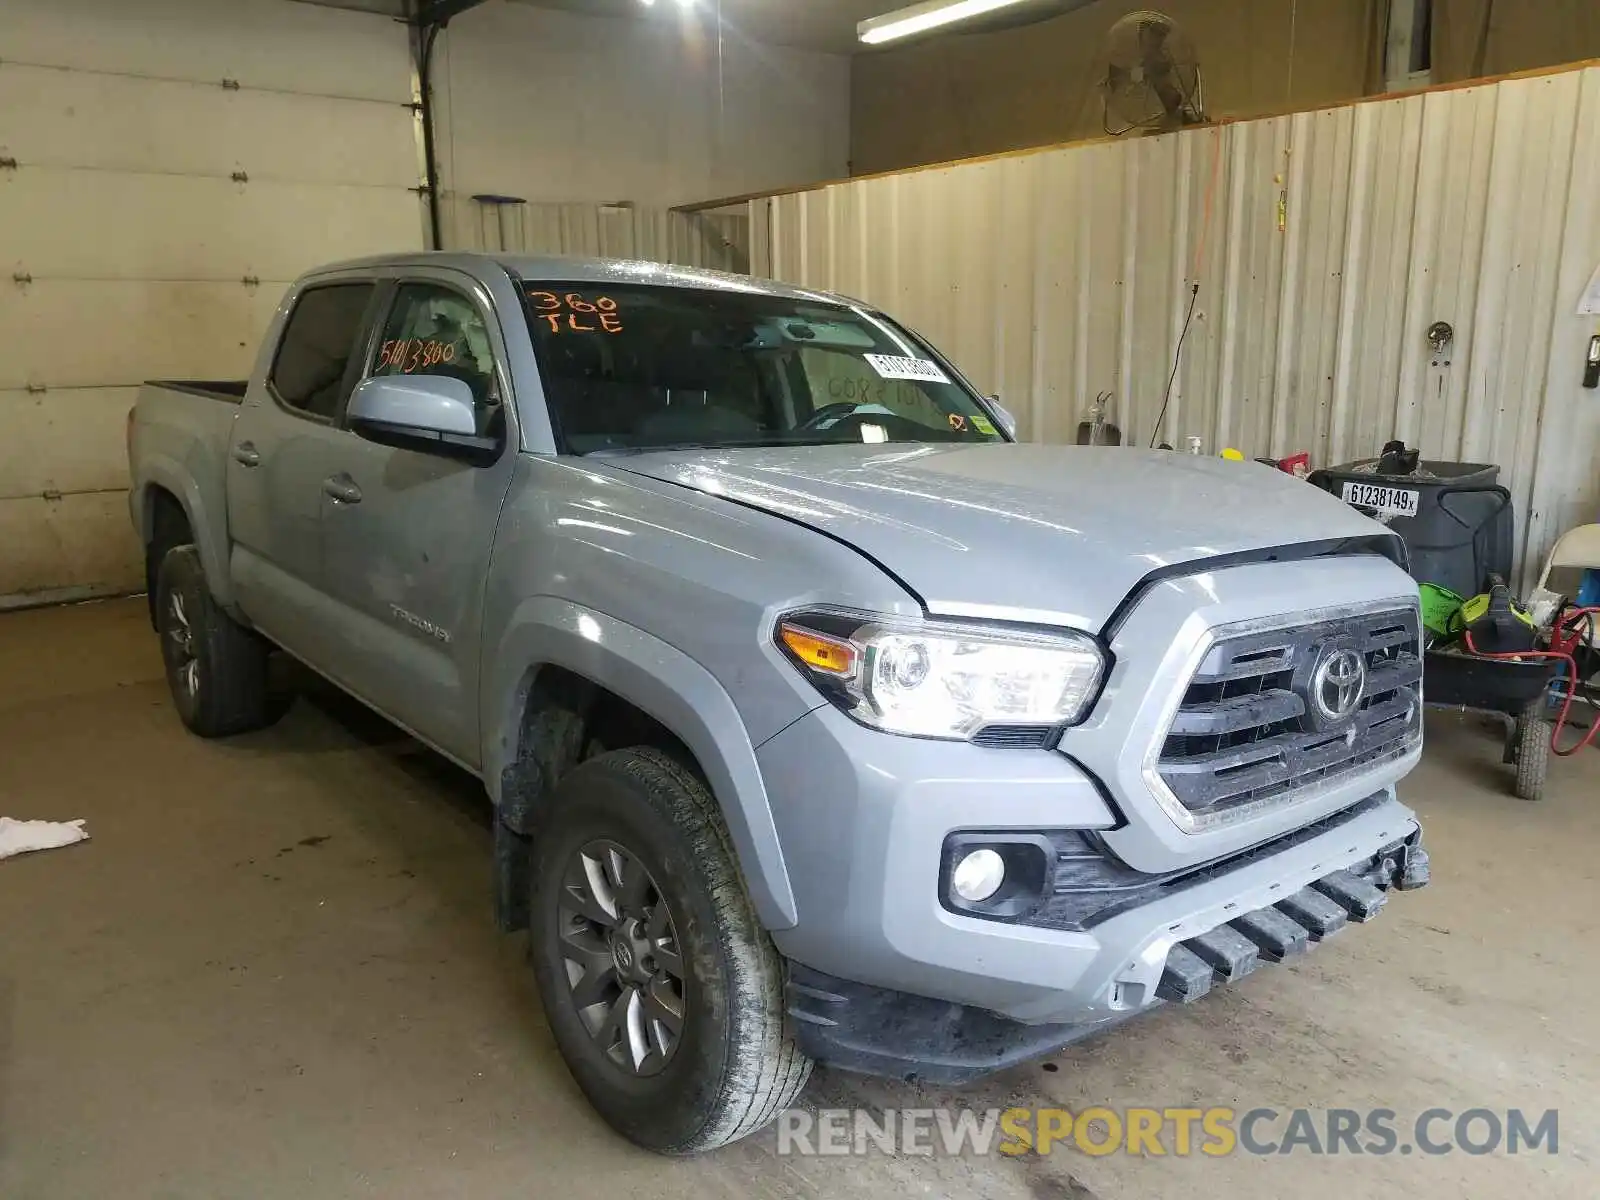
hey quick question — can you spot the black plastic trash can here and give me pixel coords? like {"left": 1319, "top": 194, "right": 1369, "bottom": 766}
{"left": 1308, "top": 459, "right": 1513, "bottom": 598}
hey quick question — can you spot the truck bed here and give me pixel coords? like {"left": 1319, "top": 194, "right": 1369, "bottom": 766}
{"left": 146, "top": 380, "right": 248, "bottom": 403}
{"left": 128, "top": 380, "right": 249, "bottom": 608}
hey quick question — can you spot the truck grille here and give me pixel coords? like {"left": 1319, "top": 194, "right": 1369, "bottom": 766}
{"left": 1155, "top": 608, "right": 1422, "bottom": 825}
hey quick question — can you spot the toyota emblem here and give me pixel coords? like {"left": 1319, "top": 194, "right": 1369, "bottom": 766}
{"left": 1311, "top": 648, "right": 1367, "bottom": 723}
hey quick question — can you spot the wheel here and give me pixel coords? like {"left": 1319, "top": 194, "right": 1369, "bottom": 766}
{"left": 529, "top": 747, "right": 811, "bottom": 1153}
{"left": 155, "top": 545, "right": 278, "bottom": 738}
{"left": 1514, "top": 706, "right": 1550, "bottom": 802}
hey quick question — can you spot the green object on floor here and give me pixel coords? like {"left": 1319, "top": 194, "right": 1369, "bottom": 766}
{"left": 1419, "top": 583, "right": 1464, "bottom": 638}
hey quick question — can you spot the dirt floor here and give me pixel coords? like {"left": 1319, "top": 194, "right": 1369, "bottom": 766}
{"left": 1, "top": 596, "right": 1597, "bottom": 1199}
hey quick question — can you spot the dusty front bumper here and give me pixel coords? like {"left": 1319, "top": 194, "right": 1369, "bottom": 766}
{"left": 784, "top": 831, "right": 1430, "bottom": 1084}
{"left": 759, "top": 703, "right": 1426, "bottom": 1027}
{"left": 1154, "top": 832, "right": 1429, "bottom": 1005}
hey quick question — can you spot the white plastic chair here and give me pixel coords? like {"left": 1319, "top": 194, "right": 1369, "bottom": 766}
{"left": 1535, "top": 523, "right": 1600, "bottom": 649}
{"left": 1537, "top": 523, "right": 1600, "bottom": 591}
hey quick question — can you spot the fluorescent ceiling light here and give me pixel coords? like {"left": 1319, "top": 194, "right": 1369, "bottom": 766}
{"left": 858, "top": 0, "right": 1034, "bottom": 45}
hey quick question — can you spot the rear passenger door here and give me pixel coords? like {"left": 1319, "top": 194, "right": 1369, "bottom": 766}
{"left": 226, "top": 279, "right": 378, "bottom": 661}
{"left": 314, "top": 275, "right": 518, "bottom": 768}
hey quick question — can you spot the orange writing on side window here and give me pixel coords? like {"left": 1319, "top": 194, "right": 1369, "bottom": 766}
{"left": 378, "top": 339, "right": 458, "bottom": 373}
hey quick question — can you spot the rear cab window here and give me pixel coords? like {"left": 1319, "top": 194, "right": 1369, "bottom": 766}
{"left": 269, "top": 282, "right": 376, "bottom": 420}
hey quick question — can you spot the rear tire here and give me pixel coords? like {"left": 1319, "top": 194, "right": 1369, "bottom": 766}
{"left": 529, "top": 747, "right": 811, "bottom": 1153}
{"left": 155, "top": 545, "right": 278, "bottom": 738}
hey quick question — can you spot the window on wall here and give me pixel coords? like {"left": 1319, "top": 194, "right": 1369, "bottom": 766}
{"left": 1387, "top": 0, "right": 1435, "bottom": 92}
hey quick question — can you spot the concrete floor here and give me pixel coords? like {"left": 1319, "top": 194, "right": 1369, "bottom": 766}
{"left": 1, "top": 597, "right": 1596, "bottom": 1199}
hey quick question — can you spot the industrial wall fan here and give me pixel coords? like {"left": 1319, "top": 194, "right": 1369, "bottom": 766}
{"left": 1100, "top": 10, "right": 1207, "bottom": 136}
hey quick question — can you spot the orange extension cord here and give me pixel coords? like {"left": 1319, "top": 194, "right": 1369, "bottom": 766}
{"left": 1463, "top": 606, "right": 1600, "bottom": 757}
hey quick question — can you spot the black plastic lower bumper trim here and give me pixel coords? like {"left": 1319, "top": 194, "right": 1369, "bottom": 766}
{"left": 785, "top": 965, "right": 1133, "bottom": 1085}
{"left": 786, "top": 832, "right": 1429, "bottom": 1085}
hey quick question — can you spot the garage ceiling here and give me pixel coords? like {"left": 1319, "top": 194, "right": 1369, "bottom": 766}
{"left": 292, "top": 0, "right": 1089, "bottom": 51}
{"left": 511, "top": 0, "right": 1081, "bottom": 53}
{"left": 507, "top": 0, "right": 882, "bottom": 51}
{"left": 291, "top": 0, "right": 410, "bottom": 15}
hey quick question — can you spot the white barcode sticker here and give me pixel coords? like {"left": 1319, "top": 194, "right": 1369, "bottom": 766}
{"left": 864, "top": 353, "right": 949, "bottom": 384}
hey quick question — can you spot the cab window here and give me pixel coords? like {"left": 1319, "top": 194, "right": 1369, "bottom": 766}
{"left": 370, "top": 283, "right": 504, "bottom": 439}
{"left": 269, "top": 282, "right": 374, "bottom": 420}
{"left": 795, "top": 347, "right": 962, "bottom": 435}
{"left": 521, "top": 282, "right": 1005, "bottom": 454}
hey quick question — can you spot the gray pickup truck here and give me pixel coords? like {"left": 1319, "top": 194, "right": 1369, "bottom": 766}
{"left": 128, "top": 253, "right": 1430, "bottom": 1153}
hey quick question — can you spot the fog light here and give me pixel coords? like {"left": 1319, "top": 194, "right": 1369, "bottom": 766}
{"left": 951, "top": 848, "right": 1006, "bottom": 903}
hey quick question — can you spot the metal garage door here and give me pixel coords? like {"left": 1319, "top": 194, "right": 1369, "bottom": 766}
{"left": 0, "top": 0, "right": 422, "bottom": 607}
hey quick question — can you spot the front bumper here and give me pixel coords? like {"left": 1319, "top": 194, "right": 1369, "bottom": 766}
{"left": 785, "top": 836, "right": 1429, "bottom": 1083}
{"left": 758, "top": 702, "right": 1425, "bottom": 1028}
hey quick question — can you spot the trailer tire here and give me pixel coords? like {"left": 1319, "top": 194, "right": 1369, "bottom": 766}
{"left": 1514, "top": 707, "right": 1550, "bottom": 802}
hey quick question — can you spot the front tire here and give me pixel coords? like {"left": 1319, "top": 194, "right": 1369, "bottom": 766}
{"left": 529, "top": 748, "right": 811, "bottom": 1153}
{"left": 155, "top": 545, "right": 278, "bottom": 738}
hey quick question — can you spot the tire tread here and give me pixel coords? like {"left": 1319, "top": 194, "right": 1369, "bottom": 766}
{"left": 606, "top": 748, "right": 811, "bottom": 1152}
{"left": 535, "top": 746, "right": 811, "bottom": 1153}
{"left": 1515, "top": 711, "right": 1550, "bottom": 802}
{"left": 158, "top": 545, "right": 275, "bottom": 738}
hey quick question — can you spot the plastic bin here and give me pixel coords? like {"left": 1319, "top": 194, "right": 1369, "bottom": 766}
{"left": 1309, "top": 460, "right": 1513, "bottom": 598}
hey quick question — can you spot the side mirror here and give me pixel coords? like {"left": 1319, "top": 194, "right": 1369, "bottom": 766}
{"left": 987, "top": 396, "right": 1019, "bottom": 440}
{"left": 347, "top": 375, "right": 498, "bottom": 462}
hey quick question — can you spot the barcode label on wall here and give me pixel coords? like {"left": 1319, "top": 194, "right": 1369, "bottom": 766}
{"left": 864, "top": 354, "right": 949, "bottom": 384}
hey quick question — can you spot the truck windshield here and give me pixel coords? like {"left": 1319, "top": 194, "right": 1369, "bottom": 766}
{"left": 519, "top": 282, "right": 1007, "bottom": 455}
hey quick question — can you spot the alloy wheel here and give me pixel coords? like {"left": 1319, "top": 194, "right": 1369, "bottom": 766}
{"left": 165, "top": 589, "right": 199, "bottom": 698}
{"left": 556, "top": 839, "right": 686, "bottom": 1077}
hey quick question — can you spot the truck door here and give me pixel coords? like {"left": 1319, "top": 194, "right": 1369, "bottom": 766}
{"left": 226, "top": 280, "right": 379, "bottom": 666}
{"left": 316, "top": 275, "right": 517, "bottom": 769}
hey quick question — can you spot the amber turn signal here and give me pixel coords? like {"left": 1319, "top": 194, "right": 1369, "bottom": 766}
{"left": 779, "top": 623, "right": 858, "bottom": 676}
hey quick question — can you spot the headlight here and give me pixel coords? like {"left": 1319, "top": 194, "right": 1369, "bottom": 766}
{"left": 776, "top": 610, "right": 1107, "bottom": 741}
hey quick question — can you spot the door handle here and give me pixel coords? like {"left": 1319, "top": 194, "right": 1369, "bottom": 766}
{"left": 231, "top": 442, "right": 261, "bottom": 468}
{"left": 322, "top": 475, "right": 363, "bottom": 505}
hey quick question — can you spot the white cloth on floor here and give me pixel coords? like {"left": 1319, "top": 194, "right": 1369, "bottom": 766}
{"left": 0, "top": 817, "right": 89, "bottom": 860}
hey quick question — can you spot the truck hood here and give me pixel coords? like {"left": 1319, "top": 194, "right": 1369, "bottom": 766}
{"left": 606, "top": 443, "right": 1397, "bottom": 629}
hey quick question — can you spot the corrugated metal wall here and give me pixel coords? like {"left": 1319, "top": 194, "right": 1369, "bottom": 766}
{"left": 753, "top": 66, "right": 1600, "bottom": 587}
{"left": 445, "top": 198, "right": 750, "bottom": 275}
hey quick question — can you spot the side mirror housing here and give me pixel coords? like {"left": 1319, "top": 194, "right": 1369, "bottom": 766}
{"left": 987, "top": 396, "right": 1019, "bottom": 440}
{"left": 347, "top": 375, "right": 498, "bottom": 462}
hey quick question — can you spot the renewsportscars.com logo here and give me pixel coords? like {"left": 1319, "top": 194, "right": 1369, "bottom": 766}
{"left": 776, "top": 1107, "right": 1560, "bottom": 1158}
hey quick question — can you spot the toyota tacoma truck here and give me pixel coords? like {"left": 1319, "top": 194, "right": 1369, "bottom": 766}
{"left": 127, "top": 253, "right": 1430, "bottom": 1153}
